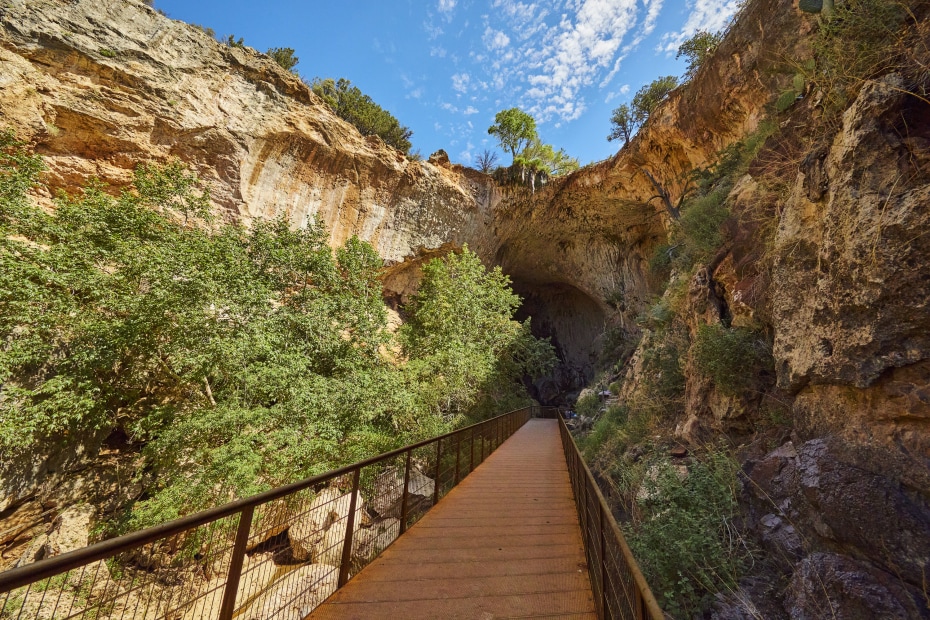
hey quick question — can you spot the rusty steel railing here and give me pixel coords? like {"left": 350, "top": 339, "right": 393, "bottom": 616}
{"left": 556, "top": 413, "right": 664, "bottom": 620}
{"left": 0, "top": 407, "right": 534, "bottom": 620}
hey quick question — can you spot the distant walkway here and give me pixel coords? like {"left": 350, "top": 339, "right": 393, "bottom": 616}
{"left": 307, "top": 418, "right": 596, "bottom": 619}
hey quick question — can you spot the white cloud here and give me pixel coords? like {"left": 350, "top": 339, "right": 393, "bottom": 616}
{"left": 658, "top": 0, "right": 739, "bottom": 55}
{"left": 469, "top": 0, "right": 670, "bottom": 122}
{"left": 431, "top": 46, "right": 448, "bottom": 58}
{"left": 463, "top": 106, "right": 479, "bottom": 115}
{"left": 604, "top": 83, "right": 630, "bottom": 103}
{"left": 438, "top": 0, "right": 457, "bottom": 12}
{"left": 483, "top": 27, "right": 511, "bottom": 50}
{"left": 451, "top": 72, "right": 471, "bottom": 93}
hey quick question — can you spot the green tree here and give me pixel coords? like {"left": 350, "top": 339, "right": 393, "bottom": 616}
{"left": 677, "top": 31, "right": 723, "bottom": 78}
{"left": 487, "top": 108, "right": 538, "bottom": 162}
{"left": 224, "top": 34, "right": 244, "bottom": 48}
{"left": 520, "top": 139, "right": 579, "bottom": 176}
{"left": 607, "top": 103, "right": 637, "bottom": 146}
{"left": 310, "top": 78, "right": 413, "bottom": 154}
{"left": 266, "top": 47, "right": 299, "bottom": 72}
{"left": 401, "top": 247, "right": 555, "bottom": 419}
{"left": 631, "top": 76, "right": 679, "bottom": 125}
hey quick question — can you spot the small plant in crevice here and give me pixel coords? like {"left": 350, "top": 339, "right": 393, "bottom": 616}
{"left": 625, "top": 449, "right": 751, "bottom": 617}
{"left": 692, "top": 323, "right": 773, "bottom": 396}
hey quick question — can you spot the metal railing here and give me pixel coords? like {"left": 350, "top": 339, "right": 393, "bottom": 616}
{"left": 0, "top": 407, "right": 534, "bottom": 620}
{"left": 556, "top": 414, "right": 664, "bottom": 620}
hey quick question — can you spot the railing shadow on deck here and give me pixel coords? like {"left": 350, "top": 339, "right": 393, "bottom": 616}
{"left": 0, "top": 408, "right": 534, "bottom": 620}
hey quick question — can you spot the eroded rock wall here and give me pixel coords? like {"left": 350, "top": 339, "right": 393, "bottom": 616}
{"left": 0, "top": 0, "right": 498, "bottom": 272}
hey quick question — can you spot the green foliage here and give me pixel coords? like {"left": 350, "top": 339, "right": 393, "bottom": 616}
{"left": 520, "top": 139, "right": 579, "bottom": 176}
{"left": 99, "top": 48, "right": 116, "bottom": 58}
{"left": 575, "top": 393, "right": 601, "bottom": 418}
{"left": 678, "top": 186, "right": 729, "bottom": 258}
{"left": 191, "top": 24, "right": 216, "bottom": 38}
{"left": 692, "top": 323, "right": 770, "bottom": 395}
{"left": 627, "top": 451, "right": 749, "bottom": 616}
{"left": 266, "top": 47, "right": 299, "bottom": 72}
{"left": 607, "top": 103, "right": 636, "bottom": 145}
{"left": 310, "top": 78, "right": 413, "bottom": 153}
{"left": 488, "top": 108, "right": 538, "bottom": 161}
{"left": 401, "top": 247, "right": 556, "bottom": 420}
{"left": 0, "top": 136, "right": 553, "bottom": 530}
{"left": 224, "top": 35, "right": 245, "bottom": 48}
{"left": 811, "top": 0, "right": 915, "bottom": 115}
{"left": 632, "top": 76, "right": 679, "bottom": 124}
{"left": 677, "top": 30, "right": 723, "bottom": 79}
{"left": 641, "top": 333, "right": 686, "bottom": 407}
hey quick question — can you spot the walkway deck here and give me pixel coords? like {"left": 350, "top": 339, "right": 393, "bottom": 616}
{"left": 308, "top": 418, "right": 596, "bottom": 619}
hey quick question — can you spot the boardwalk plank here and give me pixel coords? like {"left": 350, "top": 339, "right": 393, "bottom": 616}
{"left": 307, "top": 419, "right": 596, "bottom": 619}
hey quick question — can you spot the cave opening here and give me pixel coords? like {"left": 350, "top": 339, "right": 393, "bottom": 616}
{"left": 511, "top": 280, "right": 607, "bottom": 405}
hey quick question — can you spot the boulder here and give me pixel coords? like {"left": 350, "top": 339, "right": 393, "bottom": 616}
{"left": 370, "top": 467, "right": 435, "bottom": 517}
{"left": 289, "top": 488, "right": 365, "bottom": 562}
{"left": 785, "top": 553, "right": 929, "bottom": 619}
{"left": 353, "top": 518, "right": 400, "bottom": 563}
{"left": 744, "top": 438, "right": 930, "bottom": 586}
{"left": 243, "top": 564, "right": 338, "bottom": 620}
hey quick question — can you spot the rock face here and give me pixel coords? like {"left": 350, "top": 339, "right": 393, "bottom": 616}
{"left": 0, "top": 0, "right": 498, "bottom": 269}
{"left": 0, "top": 0, "right": 803, "bottom": 398}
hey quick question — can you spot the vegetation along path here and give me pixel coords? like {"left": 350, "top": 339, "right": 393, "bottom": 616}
{"left": 308, "top": 418, "right": 596, "bottom": 619}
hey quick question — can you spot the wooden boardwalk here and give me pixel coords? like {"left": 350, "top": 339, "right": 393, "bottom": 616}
{"left": 308, "top": 418, "right": 596, "bottom": 619}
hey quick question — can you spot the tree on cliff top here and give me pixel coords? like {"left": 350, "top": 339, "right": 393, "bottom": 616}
{"left": 607, "top": 76, "right": 679, "bottom": 148}
{"left": 677, "top": 31, "right": 723, "bottom": 79}
{"left": 267, "top": 47, "right": 299, "bottom": 72}
{"left": 310, "top": 77, "right": 413, "bottom": 154}
{"left": 488, "top": 107, "right": 538, "bottom": 162}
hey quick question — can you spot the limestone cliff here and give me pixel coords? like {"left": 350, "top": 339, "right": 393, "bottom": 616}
{"left": 0, "top": 0, "right": 498, "bottom": 277}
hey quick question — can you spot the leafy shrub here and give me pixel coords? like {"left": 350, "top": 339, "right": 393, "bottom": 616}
{"left": 692, "top": 323, "right": 770, "bottom": 395}
{"left": 641, "top": 337, "right": 686, "bottom": 404}
{"left": 677, "top": 30, "right": 724, "bottom": 79}
{"left": 575, "top": 392, "right": 601, "bottom": 418}
{"left": 267, "top": 47, "right": 299, "bottom": 72}
{"left": 310, "top": 78, "right": 413, "bottom": 153}
{"left": 678, "top": 186, "right": 729, "bottom": 258}
{"left": 627, "top": 451, "right": 749, "bottom": 617}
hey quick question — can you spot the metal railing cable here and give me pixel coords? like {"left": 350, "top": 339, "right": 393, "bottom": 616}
{"left": 0, "top": 407, "right": 534, "bottom": 620}
{"left": 554, "top": 411, "right": 664, "bottom": 620}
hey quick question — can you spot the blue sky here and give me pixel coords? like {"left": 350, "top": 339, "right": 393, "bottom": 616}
{"left": 153, "top": 0, "right": 740, "bottom": 166}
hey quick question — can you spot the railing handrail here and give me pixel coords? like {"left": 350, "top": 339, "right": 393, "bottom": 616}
{"left": 0, "top": 407, "right": 532, "bottom": 594}
{"left": 556, "top": 413, "right": 664, "bottom": 620}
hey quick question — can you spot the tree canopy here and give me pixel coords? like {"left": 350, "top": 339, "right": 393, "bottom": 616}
{"left": 608, "top": 76, "right": 680, "bottom": 147}
{"left": 519, "top": 139, "right": 580, "bottom": 176}
{"left": 0, "top": 131, "right": 553, "bottom": 528}
{"left": 267, "top": 47, "right": 299, "bottom": 72}
{"left": 310, "top": 78, "right": 413, "bottom": 154}
{"left": 677, "top": 31, "right": 723, "bottom": 79}
{"left": 488, "top": 107, "right": 538, "bottom": 161}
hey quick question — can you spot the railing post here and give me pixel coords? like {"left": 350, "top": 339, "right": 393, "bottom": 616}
{"left": 219, "top": 506, "right": 254, "bottom": 620}
{"left": 469, "top": 428, "right": 475, "bottom": 473}
{"left": 599, "top": 502, "right": 608, "bottom": 620}
{"left": 481, "top": 424, "right": 486, "bottom": 462}
{"left": 454, "top": 432, "right": 461, "bottom": 485}
{"left": 338, "top": 469, "right": 361, "bottom": 587}
{"left": 433, "top": 438, "right": 442, "bottom": 506}
{"left": 399, "top": 449, "right": 412, "bottom": 535}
